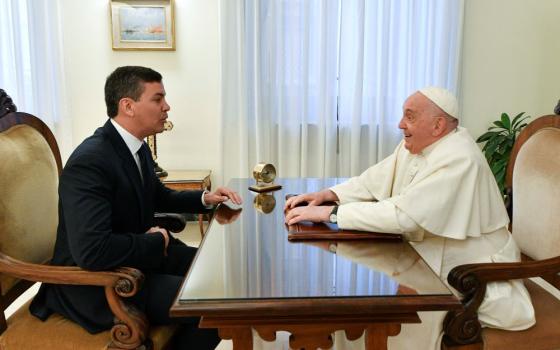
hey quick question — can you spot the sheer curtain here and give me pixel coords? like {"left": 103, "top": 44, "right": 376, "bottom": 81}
{"left": 220, "top": 0, "right": 464, "bottom": 182}
{"left": 337, "top": 0, "right": 464, "bottom": 176}
{"left": 0, "top": 0, "right": 71, "bottom": 159}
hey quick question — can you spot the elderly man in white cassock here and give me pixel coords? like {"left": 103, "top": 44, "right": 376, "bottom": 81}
{"left": 284, "top": 87, "right": 535, "bottom": 349}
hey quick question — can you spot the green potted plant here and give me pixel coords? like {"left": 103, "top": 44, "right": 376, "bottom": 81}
{"left": 476, "top": 112, "right": 531, "bottom": 195}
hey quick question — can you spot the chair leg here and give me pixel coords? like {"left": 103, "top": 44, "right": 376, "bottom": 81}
{"left": 198, "top": 214, "right": 204, "bottom": 237}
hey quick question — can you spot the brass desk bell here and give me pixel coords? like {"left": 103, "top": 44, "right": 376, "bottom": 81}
{"left": 248, "top": 163, "right": 282, "bottom": 192}
{"left": 147, "top": 120, "right": 174, "bottom": 177}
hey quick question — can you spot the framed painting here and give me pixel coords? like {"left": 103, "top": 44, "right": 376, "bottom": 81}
{"left": 110, "top": 0, "right": 175, "bottom": 50}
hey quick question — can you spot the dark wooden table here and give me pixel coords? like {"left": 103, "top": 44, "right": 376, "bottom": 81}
{"left": 170, "top": 178, "right": 461, "bottom": 350}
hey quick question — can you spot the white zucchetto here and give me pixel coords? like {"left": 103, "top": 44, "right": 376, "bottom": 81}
{"left": 419, "top": 86, "right": 459, "bottom": 120}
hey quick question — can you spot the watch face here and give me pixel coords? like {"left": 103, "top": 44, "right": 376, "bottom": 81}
{"left": 330, "top": 213, "right": 337, "bottom": 223}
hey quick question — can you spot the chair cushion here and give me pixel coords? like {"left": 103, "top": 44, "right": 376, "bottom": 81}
{"left": 512, "top": 127, "right": 560, "bottom": 260}
{"left": 482, "top": 279, "right": 560, "bottom": 350}
{"left": 0, "top": 300, "right": 176, "bottom": 350}
{"left": 0, "top": 124, "right": 59, "bottom": 294}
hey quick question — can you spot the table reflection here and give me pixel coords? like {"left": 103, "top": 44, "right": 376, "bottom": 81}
{"left": 179, "top": 178, "right": 451, "bottom": 302}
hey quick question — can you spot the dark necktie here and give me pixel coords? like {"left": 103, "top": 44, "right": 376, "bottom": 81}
{"left": 137, "top": 146, "right": 148, "bottom": 186}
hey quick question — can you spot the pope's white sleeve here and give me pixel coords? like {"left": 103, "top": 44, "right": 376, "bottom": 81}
{"left": 330, "top": 176, "right": 375, "bottom": 204}
{"left": 337, "top": 200, "right": 420, "bottom": 233}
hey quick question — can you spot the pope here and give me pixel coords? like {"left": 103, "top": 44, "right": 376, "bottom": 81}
{"left": 285, "top": 87, "right": 535, "bottom": 349}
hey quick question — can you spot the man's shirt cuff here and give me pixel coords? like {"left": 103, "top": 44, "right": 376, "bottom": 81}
{"left": 201, "top": 190, "right": 214, "bottom": 209}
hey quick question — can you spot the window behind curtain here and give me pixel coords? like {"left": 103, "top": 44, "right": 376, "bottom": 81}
{"left": 0, "top": 1, "right": 33, "bottom": 110}
{"left": 222, "top": 0, "right": 465, "bottom": 180}
{"left": 337, "top": 0, "right": 464, "bottom": 174}
{"left": 0, "top": 0, "right": 70, "bottom": 159}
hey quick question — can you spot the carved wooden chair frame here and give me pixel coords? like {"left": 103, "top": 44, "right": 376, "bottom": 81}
{"left": 441, "top": 115, "right": 560, "bottom": 349}
{"left": 0, "top": 111, "right": 185, "bottom": 349}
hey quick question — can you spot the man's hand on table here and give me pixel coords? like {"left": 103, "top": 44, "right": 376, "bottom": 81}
{"left": 204, "top": 186, "right": 243, "bottom": 206}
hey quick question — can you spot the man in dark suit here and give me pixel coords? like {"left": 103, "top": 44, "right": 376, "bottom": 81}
{"left": 30, "top": 66, "right": 241, "bottom": 349}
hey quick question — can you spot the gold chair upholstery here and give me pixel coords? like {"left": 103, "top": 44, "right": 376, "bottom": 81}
{"left": 0, "top": 112, "right": 179, "bottom": 349}
{"left": 442, "top": 115, "right": 560, "bottom": 350}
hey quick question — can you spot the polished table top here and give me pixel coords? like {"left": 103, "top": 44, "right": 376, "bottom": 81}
{"left": 173, "top": 178, "right": 460, "bottom": 318}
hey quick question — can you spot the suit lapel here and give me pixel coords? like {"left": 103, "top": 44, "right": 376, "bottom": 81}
{"left": 102, "top": 121, "right": 147, "bottom": 223}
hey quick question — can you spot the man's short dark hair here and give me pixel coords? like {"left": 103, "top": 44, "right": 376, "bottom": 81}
{"left": 104, "top": 66, "right": 162, "bottom": 118}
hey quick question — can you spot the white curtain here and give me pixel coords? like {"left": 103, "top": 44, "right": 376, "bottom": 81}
{"left": 337, "top": 0, "right": 464, "bottom": 176}
{"left": 0, "top": 0, "right": 71, "bottom": 160}
{"left": 220, "top": 0, "right": 464, "bottom": 182}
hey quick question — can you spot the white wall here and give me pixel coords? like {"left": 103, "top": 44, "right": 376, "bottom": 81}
{"left": 460, "top": 0, "right": 560, "bottom": 139}
{"left": 59, "top": 0, "right": 224, "bottom": 182}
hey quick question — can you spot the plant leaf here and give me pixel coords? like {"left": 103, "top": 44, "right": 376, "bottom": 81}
{"left": 490, "top": 160, "right": 502, "bottom": 174}
{"left": 491, "top": 134, "right": 507, "bottom": 145}
{"left": 497, "top": 145, "right": 508, "bottom": 155}
{"left": 496, "top": 170, "right": 506, "bottom": 193}
{"left": 514, "top": 122, "right": 528, "bottom": 133}
{"left": 497, "top": 157, "right": 509, "bottom": 167}
{"left": 493, "top": 120, "right": 506, "bottom": 129}
{"left": 512, "top": 114, "right": 530, "bottom": 130}
{"left": 501, "top": 113, "right": 511, "bottom": 131}
{"left": 496, "top": 167, "right": 506, "bottom": 182}
{"left": 485, "top": 143, "right": 500, "bottom": 160}
{"left": 511, "top": 112, "right": 526, "bottom": 129}
{"left": 476, "top": 131, "right": 500, "bottom": 143}
{"left": 477, "top": 111, "right": 531, "bottom": 199}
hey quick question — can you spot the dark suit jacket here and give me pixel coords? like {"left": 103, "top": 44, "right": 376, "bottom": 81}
{"left": 30, "top": 120, "right": 207, "bottom": 333}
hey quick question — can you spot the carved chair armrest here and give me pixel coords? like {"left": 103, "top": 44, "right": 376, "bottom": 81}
{"left": 0, "top": 252, "right": 142, "bottom": 290}
{"left": 443, "top": 255, "right": 560, "bottom": 347}
{"left": 447, "top": 256, "right": 560, "bottom": 290}
{"left": 0, "top": 252, "right": 148, "bottom": 349}
{"left": 153, "top": 212, "right": 186, "bottom": 233}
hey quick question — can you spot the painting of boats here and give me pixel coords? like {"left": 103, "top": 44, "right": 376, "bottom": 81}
{"left": 119, "top": 6, "right": 166, "bottom": 42}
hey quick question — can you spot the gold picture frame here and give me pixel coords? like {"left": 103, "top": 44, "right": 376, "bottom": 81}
{"left": 110, "top": 0, "right": 175, "bottom": 51}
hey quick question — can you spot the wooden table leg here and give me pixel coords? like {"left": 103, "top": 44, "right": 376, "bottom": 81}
{"left": 288, "top": 329, "right": 333, "bottom": 350}
{"left": 199, "top": 316, "right": 412, "bottom": 350}
{"left": 364, "top": 324, "right": 401, "bottom": 350}
{"left": 198, "top": 214, "right": 204, "bottom": 237}
{"left": 255, "top": 325, "right": 360, "bottom": 350}
{"left": 218, "top": 327, "right": 253, "bottom": 350}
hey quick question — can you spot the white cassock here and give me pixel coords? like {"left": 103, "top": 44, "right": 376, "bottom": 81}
{"left": 329, "top": 127, "right": 535, "bottom": 350}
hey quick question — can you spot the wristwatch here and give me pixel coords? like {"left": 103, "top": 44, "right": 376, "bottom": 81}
{"left": 329, "top": 206, "right": 338, "bottom": 223}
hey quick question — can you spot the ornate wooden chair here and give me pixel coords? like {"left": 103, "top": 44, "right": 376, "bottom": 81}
{"left": 442, "top": 115, "right": 560, "bottom": 350}
{"left": 0, "top": 109, "right": 184, "bottom": 349}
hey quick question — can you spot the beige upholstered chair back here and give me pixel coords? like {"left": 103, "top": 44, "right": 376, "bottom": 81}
{"left": 0, "top": 113, "right": 61, "bottom": 298}
{"left": 509, "top": 117, "right": 560, "bottom": 260}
